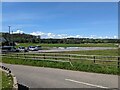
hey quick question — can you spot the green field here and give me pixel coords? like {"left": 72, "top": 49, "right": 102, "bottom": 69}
{"left": 53, "top": 49, "right": 118, "bottom": 56}
{"left": 1, "top": 71, "right": 13, "bottom": 90}
{"left": 16, "top": 43, "right": 117, "bottom": 48}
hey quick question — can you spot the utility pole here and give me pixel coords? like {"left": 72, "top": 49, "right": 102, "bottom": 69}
{"left": 38, "top": 35, "right": 41, "bottom": 44}
{"left": 12, "top": 30, "right": 13, "bottom": 47}
{"left": 8, "top": 26, "right": 11, "bottom": 46}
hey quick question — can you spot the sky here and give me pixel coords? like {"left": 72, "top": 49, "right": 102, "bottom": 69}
{"left": 2, "top": 2, "right": 118, "bottom": 39}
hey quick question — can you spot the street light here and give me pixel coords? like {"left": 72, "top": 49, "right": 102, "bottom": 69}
{"left": 8, "top": 26, "right": 11, "bottom": 34}
{"left": 11, "top": 30, "right": 14, "bottom": 47}
{"left": 8, "top": 26, "right": 11, "bottom": 46}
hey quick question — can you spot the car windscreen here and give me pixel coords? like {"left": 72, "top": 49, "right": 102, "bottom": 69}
{"left": 20, "top": 47, "right": 25, "bottom": 49}
{"left": 30, "top": 46, "right": 36, "bottom": 48}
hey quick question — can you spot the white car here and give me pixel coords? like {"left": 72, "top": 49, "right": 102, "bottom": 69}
{"left": 35, "top": 46, "right": 42, "bottom": 50}
{"left": 18, "top": 46, "right": 28, "bottom": 52}
{"left": 28, "top": 46, "right": 38, "bottom": 51}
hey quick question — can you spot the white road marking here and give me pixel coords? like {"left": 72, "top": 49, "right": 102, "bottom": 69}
{"left": 65, "top": 79, "right": 109, "bottom": 89}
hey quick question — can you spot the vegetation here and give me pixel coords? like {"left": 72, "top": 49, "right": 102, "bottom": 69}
{"left": 54, "top": 49, "right": 118, "bottom": 56}
{"left": 1, "top": 49, "right": 119, "bottom": 75}
{"left": 0, "top": 70, "right": 1, "bottom": 90}
{"left": 1, "top": 32, "right": 119, "bottom": 45}
{"left": 1, "top": 32, "right": 119, "bottom": 75}
{"left": 1, "top": 71, "right": 13, "bottom": 90}
{"left": 16, "top": 43, "right": 117, "bottom": 48}
{"left": 1, "top": 57, "right": 119, "bottom": 75}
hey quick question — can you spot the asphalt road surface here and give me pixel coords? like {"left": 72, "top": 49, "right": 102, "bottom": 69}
{"left": 32, "top": 47, "right": 117, "bottom": 53}
{"left": 1, "top": 63, "right": 118, "bottom": 89}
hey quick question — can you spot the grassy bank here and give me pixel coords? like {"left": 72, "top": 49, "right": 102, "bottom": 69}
{"left": 17, "top": 43, "right": 117, "bottom": 47}
{"left": 53, "top": 49, "right": 118, "bottom": 56}
{"left": 2, "top": 57, "right": 119, "bottom": 75}
{"left": 1, "top": 71, "right": 13, "bottom": 90}
{"left": 1, "top": 48, "right": 119, "bottom": 75}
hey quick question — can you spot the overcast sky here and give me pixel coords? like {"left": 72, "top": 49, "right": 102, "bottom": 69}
{"left": 2, "top": 2, "right": 118, "bottom": 39}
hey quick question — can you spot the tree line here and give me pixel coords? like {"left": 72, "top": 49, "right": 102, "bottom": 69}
{"left": 1, "top": 33, "right": 120, "bottom": 44}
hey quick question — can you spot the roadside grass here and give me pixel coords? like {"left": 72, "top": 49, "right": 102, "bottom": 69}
{"left": 0, "top": 70, "right": 1, "bottom": 90}
{"left": 1, "top": 48, "right": 119, "bottom": 75}
{"left": 50, "top": 49, "right": 118, "bottom": 56}
{"left": 17, "top": 43, "right": 117, "bottom": 48}
{"left": 1, "top": 71, "right": 13, "bottom": 90}
{"left": 2, "top": 57, "right": 119, "bottom": 75}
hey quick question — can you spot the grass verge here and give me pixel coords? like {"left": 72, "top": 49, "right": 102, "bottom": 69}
{"left": 1, "top": 71, "right": 13, "bottom": 90}
{"left": 17, "top": 43, "right": 117, "bottom": 47}
{"left": 2, "top": 57, "right": 119, "bottom": 75}
{"left": 50, "top": 49, "right": 118, "bottom": 56}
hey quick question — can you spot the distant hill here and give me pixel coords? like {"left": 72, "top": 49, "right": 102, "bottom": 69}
{"left": 1, "top": 32, "right": 40, "bottom": 43}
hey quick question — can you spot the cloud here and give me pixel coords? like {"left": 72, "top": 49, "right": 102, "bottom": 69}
{"left": 47, "top": 33, "right": 56, "bottom": 38}
{"left": 30, "top": 31, "right": 45, "bottom": 36}
{"left": 30, "top": 31, "right": 82, "bottom": 39}
{"left": 113, "top": 36, "right": 117, "bottom": 39}
{"left": 13, "top": 30, "right": 24, "bottom": 34}
{"left": 12, "top": 30, "right": 118, "bottom": 39}
{"left": 30, "top": 31, "right": 68, "bottom": 38}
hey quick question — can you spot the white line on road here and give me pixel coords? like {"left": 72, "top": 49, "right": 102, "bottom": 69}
{"left": 65, "top": 79, "right": 109, "bottom": 89}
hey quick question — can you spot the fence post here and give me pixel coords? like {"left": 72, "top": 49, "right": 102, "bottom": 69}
{"left": 44, "top": 54, "right": 45, "bottom": 59}
{"left": 8, "top": 53, "right": 9, "bottom": 58}
{"left": 69, "top": 55, "right": 71, "bottom": 61}
{"left": 55, "top": 54, "right": 57, "bottom": 60}
{"left": 17, "top": 54, "right": 18, "bottom": 59}
{"left": 118, "top": 57, "right": 120, "bottom": 68}
{"left": 25, "top": 53, "right": 26, "bottom": 60}
{"left": 69, "top": 54, "right": 73, "bottom": 67}
{"left": 24, "top": 53, "right": 25, "bottom": 60}
{"left": 93, "top": 56, "right": 95, "bottom": 63}
{"left": 33, "top": 54, "right": 35, "bottom": 60}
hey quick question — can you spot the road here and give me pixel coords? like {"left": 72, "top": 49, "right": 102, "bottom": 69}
{"left": 2, "top": 63, "right": 118, "bottom": 89}
{"left": 32, "top": 47, "right": 117, "bottom": 53}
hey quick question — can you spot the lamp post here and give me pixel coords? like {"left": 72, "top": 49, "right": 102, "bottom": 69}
{"left": 8, "top": 26, "right": 11, "bottom": 46}
{"left": 38, "top": 35, "right": 41, "bottom": 44}
{"left": 12, "top": 30, "right": 14, "bottom": 47}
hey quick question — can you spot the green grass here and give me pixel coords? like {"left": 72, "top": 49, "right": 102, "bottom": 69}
{"left": 52, "top": 49, "right": 118, "bottom": 56}
{"left": 1, "top": 48, "right": 119, "bottom": 75}
{"left": 1, "top": 71, "right": 13, "bottom": 90}
{"left": 0, "top": 70, "right": 1, "bottom": 90}
{"left": 16, "top": 43, "right": 117, "bottom": 48}
{"left": 1, "top": 47, "right": 119, "bottom": 75}
{"left": 1, "top": 57, "right": 119, "bottom": 75}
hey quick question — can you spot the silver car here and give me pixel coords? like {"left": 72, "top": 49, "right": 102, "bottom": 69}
{"left": 18, "top": 46, "right": 28, "bottom": 52}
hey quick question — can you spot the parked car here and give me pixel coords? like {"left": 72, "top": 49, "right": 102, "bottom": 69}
{"left": 18, "top": 46, "right": 28, "bottom": 52}
{"left": 35, "top": 45, "right": 42, "bottom": 50}
{"left": 28, "top": 46, "right": 38, "bottom": 51}
{"left": 0, "top": 46, "right": 19, "bottom": 53}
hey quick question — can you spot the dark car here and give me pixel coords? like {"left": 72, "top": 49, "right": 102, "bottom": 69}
{"left": 0, "top": 46, "right": 19, "bottom": 53}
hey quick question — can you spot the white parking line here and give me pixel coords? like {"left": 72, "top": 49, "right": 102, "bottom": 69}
{"left": 65, "top": 79, "right": 109, "bottom": 89}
